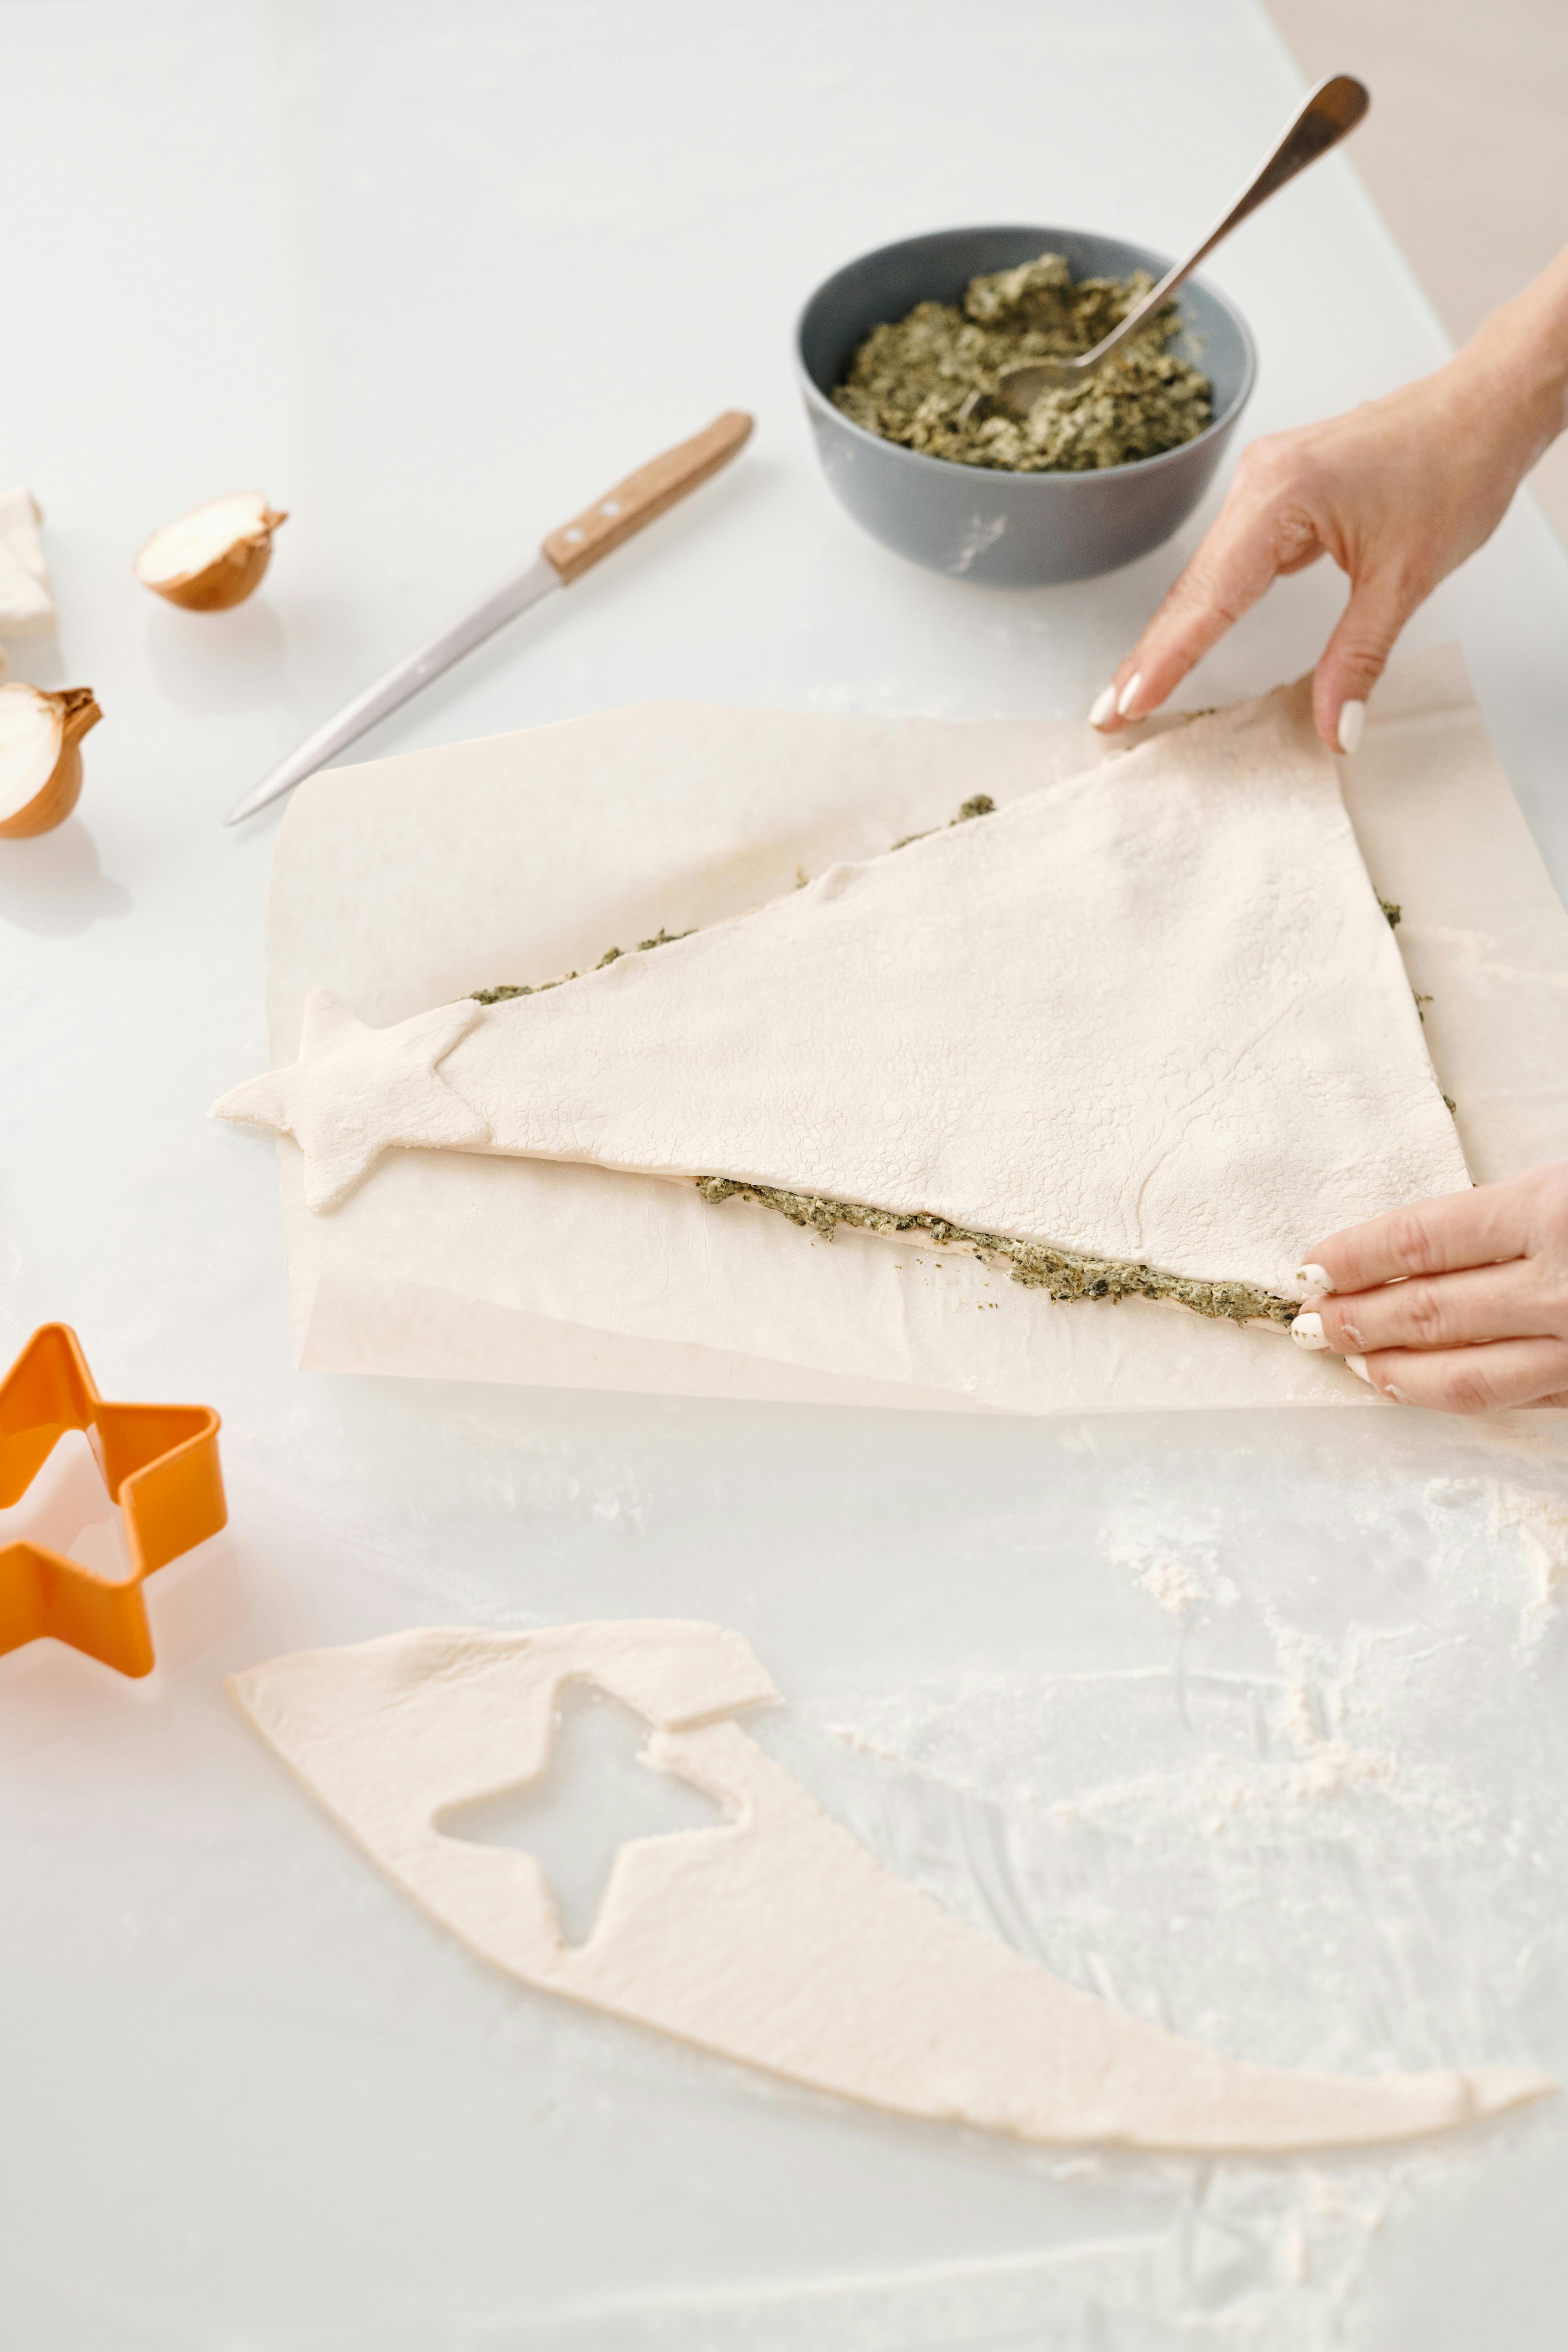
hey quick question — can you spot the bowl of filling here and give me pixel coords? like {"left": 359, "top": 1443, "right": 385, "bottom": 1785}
{"left": 797, "top": 225, "right": 1256, "bottom": 587}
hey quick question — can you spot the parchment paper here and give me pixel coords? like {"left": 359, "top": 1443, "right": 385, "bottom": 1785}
{"left": 264, "top": 645, "right": 1568, "bottom": 1414}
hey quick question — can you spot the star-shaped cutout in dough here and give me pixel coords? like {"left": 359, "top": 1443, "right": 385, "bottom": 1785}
{"left": 212, "top": 988, "right": 490, "bottom": 1210}
{"left": 438, "top": 1681, "right": 727, "bottom": 1945}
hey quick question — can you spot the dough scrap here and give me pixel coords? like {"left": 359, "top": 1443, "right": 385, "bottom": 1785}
{"left": 215, "top": 682, "right": 1469, "bottom": 1294}
{"left": 228, "top": 1619, "right": 1551, "bottom": 2152}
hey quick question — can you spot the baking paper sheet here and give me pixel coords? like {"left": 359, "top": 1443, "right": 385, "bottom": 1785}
{"left": 263, "top": 646, "right": 1568, "bottom": 1413}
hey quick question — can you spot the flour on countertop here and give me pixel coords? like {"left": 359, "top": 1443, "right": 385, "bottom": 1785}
{"left": 1494, "top": 1485, "right": 1568, "bottom": 1627}
{"left": 1107, "top": 1544, "right": 1206, "bottom": 1615}
{"left": 760, "top": 1456, "right": 1565, "bottom": 2348}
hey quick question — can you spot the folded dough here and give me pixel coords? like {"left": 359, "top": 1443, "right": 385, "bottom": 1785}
{"left": 228, "top": 1619, "right": 1550, "bottom": 2152}
{"left": 215, "top": 683, "right": 1469, "bottom": 1297}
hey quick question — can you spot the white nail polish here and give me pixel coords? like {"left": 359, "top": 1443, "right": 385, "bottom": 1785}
{"left": 1294, "top": 1262, "right": 1334, "bottom": 1297}
{"left": 1290, "top": 1312, "right": 1329, "bottom": 1350}
{"left": 1116, "top": 672, "right": 1144, "bottom": 719}
{"left": 1336, "top": 699, "right": 1366, "bottom": 756}
{"left": 1345, "top": 1353, "right": 1373, "bottom": 1384}
{"left": 1088, "top": 684, "right": 1118, "bottom": 728}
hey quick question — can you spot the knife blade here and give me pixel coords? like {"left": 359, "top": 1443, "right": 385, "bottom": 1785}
{"left": 225, "top": 409, "right": 753, "bottom": 825}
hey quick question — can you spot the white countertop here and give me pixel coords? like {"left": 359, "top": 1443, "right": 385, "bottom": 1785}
{"left": 2, "top": 4, "right": 1566, "bottom": 2345}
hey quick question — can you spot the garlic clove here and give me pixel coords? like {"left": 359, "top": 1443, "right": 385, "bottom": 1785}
{"left": 0, "top": 682, "right": 102, "bottom": 838}
{"left": 134, "top": 491, "right": 288, "bottom": 612}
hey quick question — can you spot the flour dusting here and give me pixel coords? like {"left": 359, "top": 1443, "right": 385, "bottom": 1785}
{"left": 1493, "top": 1484, "right": 1568, "bottom": 1631}
{"left": 749, "top": 1454, "right": 1566, "bottom": 2350}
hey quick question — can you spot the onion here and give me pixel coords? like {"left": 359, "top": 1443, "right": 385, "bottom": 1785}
{"left": 0, "top": 682, "right": 102, "bottom": 837}
{"left": 134, "top": 491, "right": 287, "bottom": 612}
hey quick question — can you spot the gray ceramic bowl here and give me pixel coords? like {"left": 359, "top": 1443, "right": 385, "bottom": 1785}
{"left": 797, "top": 225, "right": 1256, "bottom": 588}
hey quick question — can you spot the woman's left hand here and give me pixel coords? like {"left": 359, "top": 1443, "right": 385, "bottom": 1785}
{"left": 1290, "top": 1162, "right": 1568, "bottom": 1411}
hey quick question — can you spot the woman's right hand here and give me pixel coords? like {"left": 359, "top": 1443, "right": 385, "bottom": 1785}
{"left": 1089, "top": 247, "right": 1568, "bottom": 756}
{"left": 1289, "top": 1163, "right": 1568, "bottom": 1413}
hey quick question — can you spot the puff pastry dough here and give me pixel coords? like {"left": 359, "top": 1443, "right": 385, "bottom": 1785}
{"left": 216, "top": 684, "right": 1469, "bottom": 1297}
{"left": 229, "top": 1620, "right": 1549, "bottom": 2151}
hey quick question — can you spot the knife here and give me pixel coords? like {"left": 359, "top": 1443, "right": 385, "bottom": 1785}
{"left": 225, "top": 409, "right": 753, "bottom": 825}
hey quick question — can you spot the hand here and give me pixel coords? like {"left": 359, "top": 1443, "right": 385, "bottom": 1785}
{"left": 1289, "top": 1163, "right": 1568, "bottom": 1412}
{"left": 1089, "top": 249, "right": 1568, "bottom": 755}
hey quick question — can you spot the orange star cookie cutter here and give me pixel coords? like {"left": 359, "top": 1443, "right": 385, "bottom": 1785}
{"left": 0, "top": 1324, "right": 226, "bottom": 1679}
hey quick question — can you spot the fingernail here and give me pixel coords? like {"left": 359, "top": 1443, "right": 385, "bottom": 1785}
{"left": 1293, "top": 1262, "right": 1334, "bottom": 1298}
{"left": 1088, "top": 683, "right": 1118, "bottom": 729}
{"left": 1290, "top": 1312, "right": 1330, "bottom": 1350}
{"left": 1116, "top": 671, "right": 1144, "bottom": 719}
{"left": 1345, "top": 1353, "right": 1373, "bottom": 1384}
{"left": 1336, "top": 699, "right": 1366, "bottom": 755}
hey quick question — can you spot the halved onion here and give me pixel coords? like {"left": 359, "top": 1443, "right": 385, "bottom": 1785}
{"left": 0, "top": 682, "right": 102, "bottom": 838}
{"left": 134, "top": 492, "right": 287, "bottom": 612}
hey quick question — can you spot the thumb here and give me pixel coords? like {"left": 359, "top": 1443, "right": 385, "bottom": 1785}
{"left": 1313, "top": 570, "right": 1418, "bottom": 754}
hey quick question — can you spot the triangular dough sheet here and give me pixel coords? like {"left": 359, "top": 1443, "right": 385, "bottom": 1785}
{"left": 229, "top": 1621, "right": 1550, "bottom": 2152}
{"left": 216, "top": 683, "right": 1468, "bottom": 1297}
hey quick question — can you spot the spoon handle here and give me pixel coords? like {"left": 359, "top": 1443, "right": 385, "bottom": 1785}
{"left": 1089, "top": 74, "right": 1370, "bottom": 372}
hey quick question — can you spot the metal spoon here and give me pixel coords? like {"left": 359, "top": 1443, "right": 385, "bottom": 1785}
{"left": 960, "top": 74, "right": 1368, "bottom": 425}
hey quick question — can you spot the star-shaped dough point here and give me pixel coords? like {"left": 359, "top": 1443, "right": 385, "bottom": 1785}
{"left": 212, "top": 988, "right": 490, "bottom": 1210}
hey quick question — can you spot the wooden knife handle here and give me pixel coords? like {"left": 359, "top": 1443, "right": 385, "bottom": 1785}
{"left": 542, "top": 410, "right": 753, "bottom": 584}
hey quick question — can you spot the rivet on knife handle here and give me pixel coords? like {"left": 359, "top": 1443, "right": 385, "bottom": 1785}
{"left": 543, "top": 410, "right": 753, "bottom": 584}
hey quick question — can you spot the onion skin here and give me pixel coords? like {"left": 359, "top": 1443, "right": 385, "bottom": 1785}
{"left": 0, "top": 687, "right": 101, "bottom": 838}
{"left": 155, "top": 528, "right": 279, "bottom": 612}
